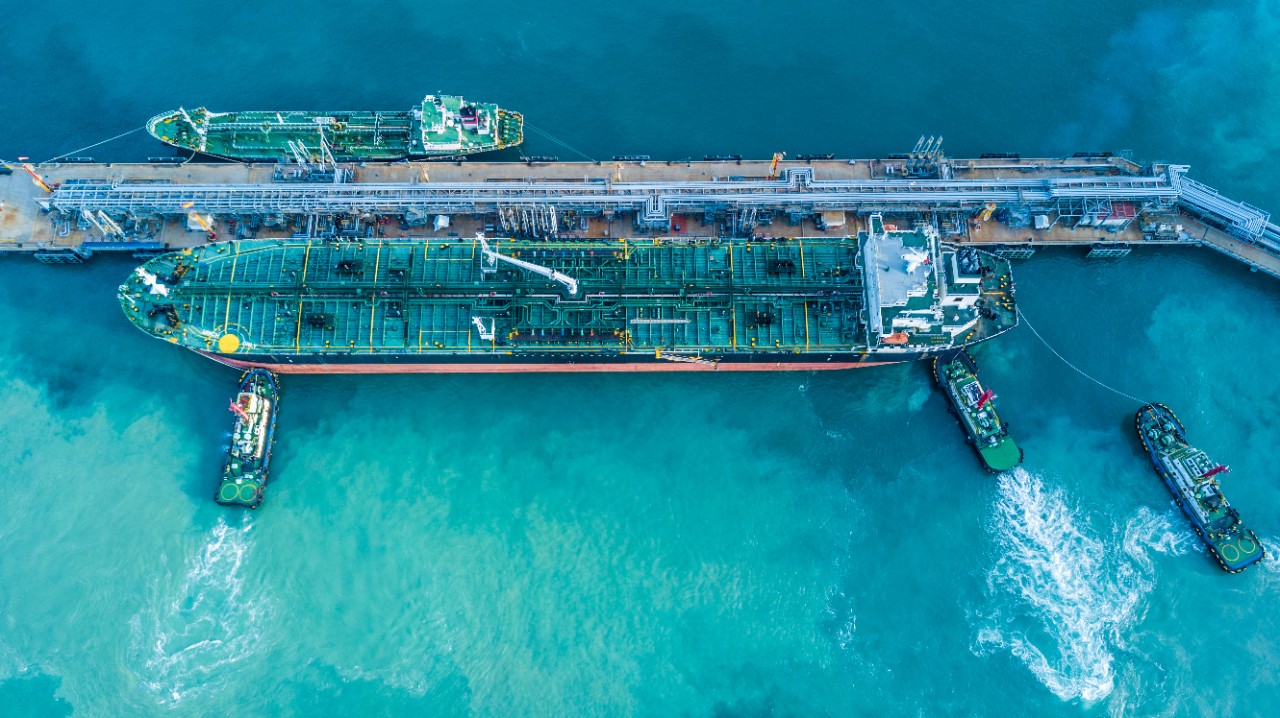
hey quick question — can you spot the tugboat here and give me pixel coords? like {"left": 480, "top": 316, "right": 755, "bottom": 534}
{"left": 934, "top": 350, "right": 1022, "bottom": 472}
{"left": 216, "top": 369, "right": 278, "bottom": 508}
{"left": 1135, "top": 403, "right": 1265, "bottom": 573}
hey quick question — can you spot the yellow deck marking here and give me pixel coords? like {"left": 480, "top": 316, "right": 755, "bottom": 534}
{"left": 294, "top": 241, "right": 313, "bottom": 352}
{"left": 799, "top": 240, "right": 806, "bottom": 277}
{"left": 300, "top": 240, "right": 312, "bottom": 282}
{"left": 372, "top": 242, "right": 382, "bottom": 282}
{"left": 368, "top": 299, "right": 376, "bottom": 348}
{"left": 728, "top": 242, "right": 737, "bottom": 348}
{"left": 804, "top": 301, "right": 810, "bottom": 350}
{"left": 293, "top": 298, "right": 303, "bottom": 352}
{"left": 223, "top": 253, "right": 239, "bottom": 329}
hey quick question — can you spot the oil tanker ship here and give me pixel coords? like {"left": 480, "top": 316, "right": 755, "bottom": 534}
{"left": 146, "top": 94, "right": 523, "bottom": 162}
{"left": 117, "top": 218, "right": 1016, "bottom": 373}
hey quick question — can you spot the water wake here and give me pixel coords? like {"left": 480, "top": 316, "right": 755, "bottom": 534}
{"left": 974, "top": 468, "right": 1190, "bottom": 704}
{"left": 128, "top": 516, "right": 271, "bottom": 706}
{"left": 823, "top": 584, "right": 857, "bottom": 652}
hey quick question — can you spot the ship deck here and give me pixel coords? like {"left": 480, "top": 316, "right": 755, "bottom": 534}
{"left": 124, "top": 236, "right": 871, "bottom": 358}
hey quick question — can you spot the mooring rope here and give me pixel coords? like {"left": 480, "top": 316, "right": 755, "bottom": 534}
{"left": 524, "top": 122, "right": 596, "bottom": 163}
{"left": 1016, "top": 306, "right": 1148, "bottom": 405}
{"left": 42, "top": 126, "right": 146, "bottom": 164}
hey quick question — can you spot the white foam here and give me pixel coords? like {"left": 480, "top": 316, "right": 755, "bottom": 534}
{"left": 974, "top": 469, "right": 1176, "bottom": 704}
{"left": 1252, "top": 536, "right": 1279, "bottom": 580}
{"left": 127, "top": 516, "right": 271, "bottom": 706}
{"left": 823, "top": 585, "right": 857, "bottom": 652}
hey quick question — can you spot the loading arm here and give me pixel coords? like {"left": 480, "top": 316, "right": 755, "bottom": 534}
{"left": 476, "top": 232, "right": 578, "bottom": 295}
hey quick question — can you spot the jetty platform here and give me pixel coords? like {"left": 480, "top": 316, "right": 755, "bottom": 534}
{"left": 2, "top": 153, "right": 1277, "bottom": 278}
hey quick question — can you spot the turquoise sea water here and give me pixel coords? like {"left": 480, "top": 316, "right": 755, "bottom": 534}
{"left": 2, "top": 1, "right": 1280, "bottom": 715}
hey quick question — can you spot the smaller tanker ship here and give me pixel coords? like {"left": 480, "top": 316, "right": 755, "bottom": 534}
{"left": 117, "top": 217, "right": 1017, "bottom": 373}
{"left": 1135, "top": 403, "right": 1265, "bottom": 573}
{"left": 146, "top": 94, "right": 523, "bottom": 162}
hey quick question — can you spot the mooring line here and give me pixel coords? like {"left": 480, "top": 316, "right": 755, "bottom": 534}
{"left": 524, "top": 122, "right": 596, "bottom": 163}
{"left": 42, "top": 126, "right": 145, "bottom": 164}
{"left": 1016, "top": 306, "right": 1148, "bottom": 405}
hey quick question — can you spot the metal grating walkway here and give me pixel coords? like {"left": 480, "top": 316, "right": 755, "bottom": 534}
{"left": 50, "top": 167, "right": 1185, "bottom": 222}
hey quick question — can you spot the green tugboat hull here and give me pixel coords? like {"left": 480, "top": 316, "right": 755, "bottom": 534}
{"left": 216, "top": 369, "right": 278, "bottom": 508}
{"left": 146, "top": 94, "right": 523, "bottom": 162}
{"left": 934, "top": 350, "right": 1022, "bottom": 472}
{"left": 1135, "top": 403, "right": 1265, "bottom": 573}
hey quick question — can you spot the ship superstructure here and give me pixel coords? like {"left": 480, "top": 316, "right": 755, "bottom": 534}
{"left": 146, "top": 94, "right": 523, "bottom": 162}
{"left": 117, "top": 221, "right": 1016, "bottom": 373}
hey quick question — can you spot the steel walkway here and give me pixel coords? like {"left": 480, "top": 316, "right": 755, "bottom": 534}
{"left": 49, "top": 166, "right": 1185, "bottom": 223}
{"left": 44, "top": 162, "right": 1280, "bottom": 269}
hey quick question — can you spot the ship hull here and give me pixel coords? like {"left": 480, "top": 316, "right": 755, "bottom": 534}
{"left": 121, "top": 234, "right": 1018, "bottom": 376}
{"left": 199, "top": 350, "right": 918, "bottom": 374}
{"left": 146, "top": 101, "right": 523, "bottom": 162}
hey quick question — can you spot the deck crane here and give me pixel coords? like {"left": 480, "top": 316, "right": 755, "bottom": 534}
{"left": 315, "top": 126, "right": 338, "bottom": 173}
{"left": 471, "top": 316, "right": 496, "bottom": 341}
{"left": 97, "top": 211, "right": 124, "bottom": 237}
{"left": 286, "top": 140, "right": 310, "bottom": 167}
{"left": 21, "top": 164, "right": 53, "bottom": 193}
{"left": 769, "top": 151, "right": 786, "bottom": 180}
{"left": 475, "top": 231, "right": 578, "bottom": 295}
{"left": 181, "top": 201, "right": 216, "bottom": 239}
{"left": 81, "top": 209, "right": 123, "bottom": 238}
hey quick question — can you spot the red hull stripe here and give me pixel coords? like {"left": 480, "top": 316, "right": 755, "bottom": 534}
{"left": 198, "top": 352, "right": 892, "bottom": 374}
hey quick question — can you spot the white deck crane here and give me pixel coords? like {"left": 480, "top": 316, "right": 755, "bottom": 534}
{"left": 471, "top": 316, "right": 496, "bottom": 341}
{"left": 475, "top": 231, "right": 578, "bottom": 295}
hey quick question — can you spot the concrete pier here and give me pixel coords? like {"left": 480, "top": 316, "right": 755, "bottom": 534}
{"left": 2, "top": 154, "right": 1277, "bottom": 277}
